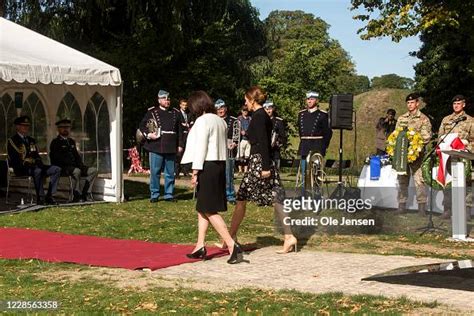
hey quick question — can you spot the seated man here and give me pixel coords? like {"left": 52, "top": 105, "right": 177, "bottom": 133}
{"left": 49, "top": 119, "right": 98, "bottom": 202}
{"left": 7, "top": 116, "right": 61, "bottom": 205}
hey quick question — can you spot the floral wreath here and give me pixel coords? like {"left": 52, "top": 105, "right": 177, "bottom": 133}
{"left": 421, "top": 155, "right": 471, "bottom": 190}
{"left": 386, "top": 127, "right": 424, "bottom": 163}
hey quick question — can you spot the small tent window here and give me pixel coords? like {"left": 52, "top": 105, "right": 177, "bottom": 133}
{"left": 21, "top": 92, "right": 47, "bottom": 153}
{"left": 0, "top": 94, "right": 17, "bottom": 157}
{"left": 83, "top": 92, "right": 111, "bottom": 176}
{"left": 57, "top": 92, "right": 82, "bottom": 137}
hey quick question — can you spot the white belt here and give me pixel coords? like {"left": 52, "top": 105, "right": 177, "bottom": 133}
{"left": 301, "top": 136, "right": 323, "bottom": 140}
{"left": 161, "top": 131, "right": 176, "bottom": 134}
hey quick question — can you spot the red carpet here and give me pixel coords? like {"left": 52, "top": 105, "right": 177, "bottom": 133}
{"left": 0, "top": 228, "right": 228, "bottom": 270}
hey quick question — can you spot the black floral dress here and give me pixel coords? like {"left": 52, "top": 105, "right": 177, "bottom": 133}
{"left": 236, "top": 107, "right": 286, "bottom": 206}
{"left": 236, "top": 154, "right": 285, "bottom": 206}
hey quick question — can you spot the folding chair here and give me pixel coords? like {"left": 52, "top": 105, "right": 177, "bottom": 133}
{"left": 5, "top": 159, "right": 34, "bottom": 205}
{"left": 63, "top": 175, "right": 74, "bottom": 202}
{"left": 65, "top": 173, "right": 94, "bottom": 202}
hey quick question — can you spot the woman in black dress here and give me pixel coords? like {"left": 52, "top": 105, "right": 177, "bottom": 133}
{"left": 181, "top": 91, "right": 244, "bottom": 264}
{"left": 229, "top": 86, "right": 297, "bottom": 253}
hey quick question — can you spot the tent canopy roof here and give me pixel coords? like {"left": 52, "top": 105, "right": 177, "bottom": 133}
{"left": 0, "top": 17, "right": 121, "bottom": 86}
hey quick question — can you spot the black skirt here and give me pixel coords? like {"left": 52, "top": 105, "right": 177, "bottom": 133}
{"left": 196, "top": 161, "right": 227, "bottom": 214}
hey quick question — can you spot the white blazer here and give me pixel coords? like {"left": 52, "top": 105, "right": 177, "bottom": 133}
{"left": 181, "top": 113, "right": 227, "bottom": 170}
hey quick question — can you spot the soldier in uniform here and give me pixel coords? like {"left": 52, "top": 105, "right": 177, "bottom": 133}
{"left": 395, "top": 93, "right": 432, "bottom": 215}
{"left": 376, "top": 109, "right": 397, "bottom": 155}
{"left": 216, "top": 99, "right": 238, "bottom": 204}
{"left": 139, "top": 90, "right": 184, "bottom": 202}
{"left": 297, "top": 91, "right": 332, "bottom": 191}
{"left": 237, "top": 105, "right": 252, "bottom": 174}
{"left": 263, "top": 99, "right": 287, "bottom": 170}
{"left": 49, "top": 119, "right": 98, "bottom": 202}
{"left": 437, "top": 94, "right": 474, "bottom": 219}
{"left": 175, "top": 98, "right": 193, "bottom": 178}
{"left": 7, "top": 116, "right": 61, "bottom": 205}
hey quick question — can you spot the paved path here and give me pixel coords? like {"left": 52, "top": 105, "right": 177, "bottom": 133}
{"left": 151, "top": 247, "right": 474, "bottom": 311}
{"left": 124, "top": 175, "right": 474, "bottom": 310}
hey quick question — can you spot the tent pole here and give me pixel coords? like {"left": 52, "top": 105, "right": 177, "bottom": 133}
{"left": 115, "top": 84, "right": 124, "bottom": 202}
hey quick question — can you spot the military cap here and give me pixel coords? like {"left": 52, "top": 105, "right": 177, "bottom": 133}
{"left": 263, "top": 99, "right": 274, "bottom": 108}
{"left": 158, "top": 90, "right": 170, "bottom": 99}
{"left": 13, "top": 115, "right": 31, "bottom": 126}
{"left": 452, "top": 94, "right": 465, "bottom": 102}
{"left": 55, "top": 118, "right": 72, "bottom": 127}
{"left": 306, "top": 91, "right": 319, "bottom": 99}
{"left": 215, "top": 99, "right": 226, "bottom": 109}
{"left": 405, "top": 93, "right": 420, "bottom": 102}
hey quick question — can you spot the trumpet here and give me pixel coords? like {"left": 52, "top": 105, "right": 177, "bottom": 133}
{"left": 271, "top": 130, "right": 278, "bottom": 148}
{"left": 228, "top": 119, "right": 241, "bottom": 158}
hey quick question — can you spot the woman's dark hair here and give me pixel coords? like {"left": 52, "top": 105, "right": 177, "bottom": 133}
{"left": 187, "top": 91, "right": 216, "bottom": 117}
{"left": 245, "top": 86, "right": 267, "bottom": 105}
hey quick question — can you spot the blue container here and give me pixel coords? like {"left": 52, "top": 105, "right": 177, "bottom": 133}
{"left": 370, "top": 156, "right": 381, "bottom": 180}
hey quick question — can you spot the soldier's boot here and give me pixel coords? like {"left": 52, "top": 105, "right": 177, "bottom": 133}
{"left": 441, "top": 207, "right": 451, "bottom": 219}
{"left": 81, "top": 181, "right": 92, "bottom": 202}
{"left": 72, "top": 190, "right": 82, "bottom": 203}
{"left": 45, "top": 184, "right": 58, "bottom": 205}
{"left": 418, "top": 203, "right": 426, "bottom": 216}
{"left": 395, "top": 203, "right": 407, "bottom": 214}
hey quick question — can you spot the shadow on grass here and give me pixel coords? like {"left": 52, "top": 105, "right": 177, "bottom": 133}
{"left": 124, "top": 180, "right": 192, "bottom": 201}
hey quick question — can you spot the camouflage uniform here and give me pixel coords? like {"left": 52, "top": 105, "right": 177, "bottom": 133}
{"left": 395, "top": 109, "right": 432, "bottom": 205}
{"left": 438, "top": 111, "right": 474, "bottom": 214}
{"left": 438, "top": 111, "right": 474, "bottom": 152}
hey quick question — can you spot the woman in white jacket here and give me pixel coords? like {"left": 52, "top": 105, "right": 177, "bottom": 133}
{"left": 181, "top": 91, "right": 245, "bottom": 264}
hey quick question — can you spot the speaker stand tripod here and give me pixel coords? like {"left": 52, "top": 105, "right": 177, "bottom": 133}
{"left": 331, "top": 129, "right": 345, "bottom": 199}
{"left": 415, "top": 122, "right": 463, "bottom": 235}
{"left": 416, "top": 150, "right": 446, "bottom": 235}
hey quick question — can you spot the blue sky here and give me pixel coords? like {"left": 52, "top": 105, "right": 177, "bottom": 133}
{"left": 250, "top": 0, "right": 421, "bottom": 79}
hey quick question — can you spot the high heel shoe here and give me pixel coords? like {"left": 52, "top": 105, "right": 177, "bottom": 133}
{"left": 227, "top": 243, "right": 244, "bottom": 264}
{"left": 213, "top": 242, "right": 228, "bottom": 250}
{"left": 214, "top": 236, "right": 237, "bottom": 250}
{"left": 276, "top": 237, "right": 298, "bottom": 254}
{"left": 186, "top": 247, "right": 207, "bottom": 260}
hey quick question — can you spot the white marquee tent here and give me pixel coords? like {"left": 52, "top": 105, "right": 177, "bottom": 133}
{"left": 0, "top": 17, "right": 123, "bottom": 202}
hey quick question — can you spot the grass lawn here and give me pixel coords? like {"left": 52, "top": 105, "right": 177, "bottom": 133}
{"left": 0, "top": 179, "right": 471, "bottom": 314}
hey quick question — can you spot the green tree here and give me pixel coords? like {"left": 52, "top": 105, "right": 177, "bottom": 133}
{"left": 335, "top": 75, "right": 370, "bottom": 95}
{"left": 252, "top": 11, "right": 356, "bottom": 131}
{"left": 371, "top": 74, "right": 414, "bottom": 90}
{"left": 350, "top": 1, "right": 474, "bottom": 127}
{"left": 414, "top": 19, "right": 474, "bottom": 127}
{"left": 3, "top": 0, "right": 266, "bottom": 145}
{"left": 350, "top": 0, "right": 464, "bottom": 42}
